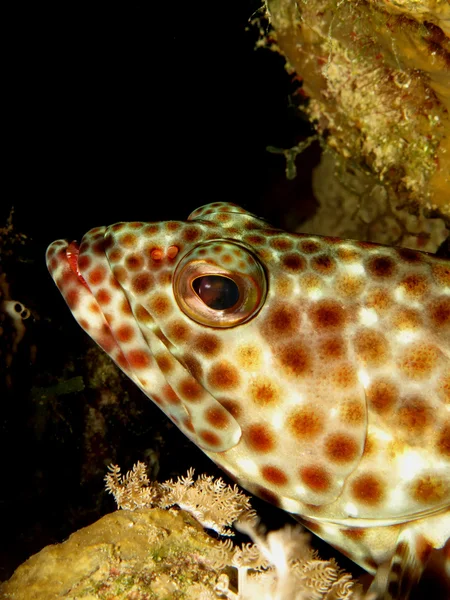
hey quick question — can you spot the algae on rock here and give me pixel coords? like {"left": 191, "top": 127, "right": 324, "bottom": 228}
{"left": 0, "top": 465, "right": 364, "bottom": 600}
{"left": 265, "top": 0, "right": 450, "bottom": 218}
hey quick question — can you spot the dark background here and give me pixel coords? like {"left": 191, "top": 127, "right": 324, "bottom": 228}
{"left": 1, "top": 0, "right": 321, "bottom": 582}
{"left": 5, "top": 1, "right": 318, "bottom": 240}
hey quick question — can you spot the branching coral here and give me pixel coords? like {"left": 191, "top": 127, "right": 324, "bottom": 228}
{"left": 214, "top": 520, "right": 364, "bottom": 600}
{"left": 105, "top": 462, "right": 365, "bottom": 599}
{"left": 105, "top": 462, "right": 160, "bottom": 510}
{"left": 105, "top": 463, "right": 255, "bottom": 536}
{"left": 158, "top": 469, "right": 256, "bottom": 536}
{"left": 0, "top": 462, "right": 366, "bottom": 599}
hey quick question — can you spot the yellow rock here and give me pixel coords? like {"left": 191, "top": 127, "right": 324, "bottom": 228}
{"left": 266, "top": 0, "right": 450, "bottom": 216}
{"left": 0, "top": 509, "right": 229, "bottom": 600}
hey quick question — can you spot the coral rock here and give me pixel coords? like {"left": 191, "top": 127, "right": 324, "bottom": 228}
{"left": 0, "top": 509, "right": 228, "bottom": 600}
{"left": 266, "top": 0, "right": 450, "bottom": 216}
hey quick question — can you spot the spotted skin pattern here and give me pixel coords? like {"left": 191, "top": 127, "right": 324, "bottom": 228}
{"left": 47, "top": 203, "right": 450, "bottom": 598}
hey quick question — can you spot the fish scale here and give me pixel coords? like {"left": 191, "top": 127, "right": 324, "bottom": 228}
{"left": 47, "top": 202, "right": 450, "bottom": 599}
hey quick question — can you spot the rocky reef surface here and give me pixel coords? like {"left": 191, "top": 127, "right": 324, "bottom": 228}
{"left": 266, "top": 0, "right": 450, "bottom": 218}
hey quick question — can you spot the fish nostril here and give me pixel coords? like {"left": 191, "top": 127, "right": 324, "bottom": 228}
{"left": 151, "top": 248, "right": 164, "bottom": 261}
{"left": 167, "top": 246, "right": 179, "bottom": 259}
{"left": 149, "top": 246, "right": 179, "bottom": 261}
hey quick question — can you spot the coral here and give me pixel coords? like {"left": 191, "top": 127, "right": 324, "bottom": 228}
{"left": 0, "top": 464, "right": 364, "bottom": 600}
{"left": 105, "top": 463, "right": 255, "bottom": 536}
{"left": 265, "top": 137, "right": 448, "bottom": 250}
{"left": 216, "top": 520, "right": 364, "bottom": 600}
{"left": 264, "top": 0, "right": 450, "bottom": 217}
{"left": 105, "top": 462, "right": 163, "bottom": 510}
{"left": 302, "top": 148, "right": 448, "bottom": 251}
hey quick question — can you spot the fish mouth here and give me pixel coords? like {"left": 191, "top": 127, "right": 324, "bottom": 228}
{"left": 65, "top": 240, "right": 89, "bottom": 288}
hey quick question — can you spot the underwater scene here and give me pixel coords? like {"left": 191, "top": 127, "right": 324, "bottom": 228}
{"left": 1, "top": 2, "right": 449, "bottom": 599}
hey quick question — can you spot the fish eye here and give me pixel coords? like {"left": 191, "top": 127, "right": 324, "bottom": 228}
{"left": 174, "top": 241, "right": 267, "bottom": 327}
{"left": 192, "top": 275, "right": 240, "bottom": 310}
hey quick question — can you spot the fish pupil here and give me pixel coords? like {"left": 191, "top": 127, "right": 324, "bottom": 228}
{"left": 192, "top": 275, "right": 239, "bottom": 309}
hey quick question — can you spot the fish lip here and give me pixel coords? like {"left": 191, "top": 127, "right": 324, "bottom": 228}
{"left": 65, "top": 240, "right": 89, "bottom": 287}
